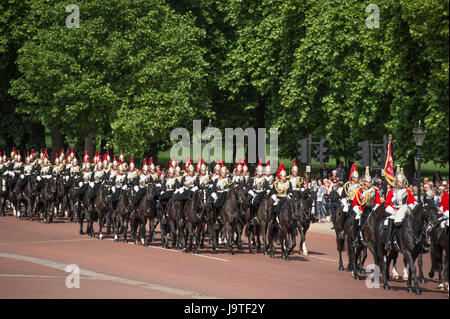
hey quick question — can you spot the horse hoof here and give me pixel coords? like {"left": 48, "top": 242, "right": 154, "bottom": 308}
{"left": 393, "top": 275, "right": 399, "bottom": 280}
{"left": 414, "top": 288, "right": 422, "bottom": 295}
{"left": 403, "top": 276, "right": 409, "bottom": 281}
{"left": 339, "top": 265, "right": 344, "bottom": 271}
{"left": 420, "top": 278, "right": 426, "bottom": 284}
{"left": 428, "top": 271, "right": 434, "bottom": 278}
{"left": 383, "top": 284, "right": 390, "bottom": 290}
{"left": 303, "top": 252, "right": 308, "bottom": 256}
{"left": 359, "top": 269, "right": 366, "bottom": 275}
{"left": 407, "top": 287, "right": 413, "bottom": 294}
{"left": 79, "top": 231, "right": 84, "bottom": 235}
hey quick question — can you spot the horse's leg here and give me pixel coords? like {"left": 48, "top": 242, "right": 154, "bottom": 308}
{"left": 140, "top": 216, "right": 147, "bottom": 246}
{"left": 404, "top": 250, "right": 421, "bottom": 295}
{"left": 97, "top": 209, "right": 104, "bottom": 240}
{"left": 227, "top": 223, "right": 233, "bottom": 255}
{"left": 402, "top": 256, "right": 409, "bottom": 281}
{"left": 417, "top": 252, "right": 426, "bottom": 284}
{"left": 337, "top": 238, "right": 345, "bottom": 271}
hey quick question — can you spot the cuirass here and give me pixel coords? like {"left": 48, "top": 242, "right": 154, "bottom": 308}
{"left": 165, "top": 177, "right": 176, "bottom": 190}
{"left": 83, "top": 171, "right": 92, "bottom": 182}
{"left": 253, "top": 177, "right": 265, "bottom": 190}
{"left": 199, "top": 175, "right": 210, "bottom": 185}
{"left": 184, "top": 175, "right": 197, "bottom": 188}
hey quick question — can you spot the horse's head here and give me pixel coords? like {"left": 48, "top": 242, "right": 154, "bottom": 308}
{"left": 49, "top": 178, "right": 57, "bottom": 193}
{"left": 299, "top": 189, "right": 314, "bottom": 218}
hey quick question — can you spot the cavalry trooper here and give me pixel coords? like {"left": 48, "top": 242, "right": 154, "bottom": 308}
{"left": 241, "top": 160, "right": 250, "bottom": 185}
{"left": 87, "top": 159, "right": 106, "bottom": 201}
{"left": 439, "top": 180, "right": 449, "bottom": 227}
{"left": 247, "top": 159, "right": 270, "bottom": 223}
{"left": 159, "top": 160, "right": 180, "bottom": 223}
{"left": 130, "top": 158, "right": 151, "bottom": 218}
{"left": 173, "top": 159, "right": 199, "bottom": 217}
{"left": 127, "top": 157, "right": 138, "bottom": 191}
{"left": 18, "top": 153, "right": 34, "bottom": 190}
{"left": 232, "top": 159, "right": 244, "bottom": 184}
{"left": 352, "top": 167, "right": 381, "bottom": 247}
{"left": 198, "top": 158, "right": 210, "bottom": 188}
{"left": 110, "top": 160, "right": 127, "bottom": 215}
{"left": 211, "top": 162, "right": 233, "bottom": 229}
{"left": 75, "top": 156, "right": 92, "bottom": 203}
{"left": 384, "top": 166, "right": 417, "bottom": 251}
{"left": 211, "top": 160, "right": 221, "bottom": 181}
{"left": 269, "top": 163, "right": 293, "bottom": 227}
{"left": 148, "top": 157, "right": 160, "bottom": 183}
{"left": 288, "top": 159, "right": 303, "bottom": 193}
{"left": 264, "top": 160, "right": 274, "bottom": 186}
{"left": 342, "top": 163, "right": 360, "bottom": 215}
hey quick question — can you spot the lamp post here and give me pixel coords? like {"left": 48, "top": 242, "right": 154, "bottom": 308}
{"left": 412, "top": 120, "right": 426, "bottom": 203}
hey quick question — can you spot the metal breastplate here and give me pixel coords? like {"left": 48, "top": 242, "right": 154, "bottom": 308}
{"left": 115, "top": 174, "right": 125, "bottom": 187}
{"left": 165, "top": 177, "right": 176, "bottom": 190}
{"left": 348, "top": 183, "right": 360, "bottom": 200}
{"left": 41, "top": 166, "right": 50, "bottom": 176}
{"left": 289, "top": 176, "right": 301, "bottom": 190}
{"left": 94, "top": 170, "right": 104, "bottom": 182}
{"left": 139, "top": 174, "right": 148, "bottom": 187}
{"left": 275, "top": 180, "right": 290, "bottom": 196}
{"left": 217, "top": 178, "right": 230, "bottom": 191}
{"left": 184, "top": 175, "right": 197, "bottom": 188}
{"left": 128, "top": 171, "right": 138, "bottom": 180}
{"left": 393, "top": 189, "right": 408, "bottom": 207}
{"left": 232, "top": 175, "right": 243, "bottom": 183}
{"left": 24, "top": 165, "right": 33, "bottom": 175}
{"left": 14, "top": 162, "right": 23, "bottom": 172}
{"left": 199, "top": 175, "right": 210, "bottom": 185}
{"left": 150, "top": 173, "right": 159, "bottom": 182}
{"left": 70, "top": 166, "right": 81, "bottom": 175}
{"left": 109, "top": 170, "right": 117, "bottom": 179}
{"left": 83, "top": 171, "right": 92, "bottom": 182}
{"left": 253, "top": 177, "right": 265, "bottom": 191}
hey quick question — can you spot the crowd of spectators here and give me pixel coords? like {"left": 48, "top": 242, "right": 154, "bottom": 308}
{"left": 309, "top": 162, "right": 448, "bottom": 223}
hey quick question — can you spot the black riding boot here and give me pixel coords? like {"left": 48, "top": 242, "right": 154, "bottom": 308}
{"left": 384, "top": 218, "right": 394, "bottom": 251}
{"left": 352, "top": 218, "right": 359, "bottom": 247}
{"left": 214, "top": 207, "right": 220, "bottom": 229}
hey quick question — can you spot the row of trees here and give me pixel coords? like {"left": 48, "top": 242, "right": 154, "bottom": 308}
{"left": 1, "top": 0, "right": 448, "bottom": 174}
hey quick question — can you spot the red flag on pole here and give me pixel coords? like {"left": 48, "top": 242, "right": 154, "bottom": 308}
{"left": 384, "top": 140, "right": 395, "bottom": 186}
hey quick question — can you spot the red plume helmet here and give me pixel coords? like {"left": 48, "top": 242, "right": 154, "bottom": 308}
{"left": 276, "top": 163, "right": 286, "bottom": 180}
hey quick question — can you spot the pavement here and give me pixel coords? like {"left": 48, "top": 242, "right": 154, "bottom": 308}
{"left": 0, "top": 213, "right": 447, "bottom": 299}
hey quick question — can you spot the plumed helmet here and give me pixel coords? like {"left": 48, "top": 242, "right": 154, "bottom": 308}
{"left": 214, "top": 159, "right": 221, "bottom": 172}
{"left": 363, "top": 166, "right": 372, "bottom": 183}
{"left": 256, "top": 159, "right": 264, "bottom": 174}
{"left": 277, "top": 163, "right": 286, "bottom": 179}
{"left": 265, "top": 160, "right": 271, "bottom": 174}
{"left": 395, "top": 165, "right": 406, "bottom": 184}
{"left": 220, "top": 163, "right": 227, "bottom": 175}
{"left": 243, "top": 160, "right": 248, "bottom": 173}
{"left": 149, "top": 157, "right": 155, "bottom": 171}
{"left": 292, "top": 159, "right": 298, "bottom": 173}
{"left": 129, "top": 157, "right": 135, "bottom": 170}
{"left": 168, "top": 166, "right": 174, "bottom": 174}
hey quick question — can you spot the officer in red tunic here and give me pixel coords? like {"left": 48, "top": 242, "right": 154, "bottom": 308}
{"left": 384, "top": 166, "right": 417, "bottom": 250}
{"left": 352, "top": 167, "right": 381, "bottom": 247}
{"left": 439, "top": 180, "right": 449, "bottom": 227}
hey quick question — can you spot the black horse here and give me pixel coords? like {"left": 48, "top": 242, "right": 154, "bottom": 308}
{"left": 375, "top": 203, "right": 433, "bottom": 294}
{"left": 428, "top": 204, "right": 449, "bottom": 292}
{"left": 343, "top": 209, "right": 368, "bottom": 280}
{"left": 271, "top": 196, "right": 297, "bottom": 260}
{"left": 295, "top": 189, "right": 315, "bottom": 256}
{"left": 130, "top": 183, "right": 157, "bottom": 246}
{"left": 0, "top": 174, "right": 11, "bottom": 216}
{"left": 184, "top": 188, "right": 208, "bottom": 254}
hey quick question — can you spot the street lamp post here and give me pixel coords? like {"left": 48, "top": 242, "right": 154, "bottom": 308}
{"left": 412, "top": 120, "right": 426, "bottom": 203}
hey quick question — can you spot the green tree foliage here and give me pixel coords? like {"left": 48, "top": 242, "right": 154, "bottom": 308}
{"left": 9, "top": 0, "right": 212, "bottom": 158}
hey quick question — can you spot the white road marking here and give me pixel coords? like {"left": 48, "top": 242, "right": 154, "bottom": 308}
{"left": 0, "top": 274, "right": 93, "bottom": 279}
{"left": 0, "top": 252, "right": 218, "bottom": 299}
{"left": 0, "top": 239, "right": 95, "bottom": 246}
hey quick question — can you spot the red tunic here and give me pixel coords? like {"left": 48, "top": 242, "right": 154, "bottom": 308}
{"left": 352, "top": 187, "right": 381, "bottom": 211}
{"left": 385, "top": 188, "right": 416, "bottom": 214}
{"left": 440, "top": 190, "right": 449, "bottom": 214}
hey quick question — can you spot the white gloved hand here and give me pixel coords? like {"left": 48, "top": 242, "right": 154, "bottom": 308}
{"left": 408, "top": 203, "right": 416, "bottom": 210}
{"left": 266, "top": 189, "right": 271, "bottom": 195}
{"left": 37, "top": 176, "right": 42, "bottom": 181}
{"left": 385, "top": 206, "right": 395, "bottom": 215}
{"left": 20, "top": 174, "right": 24, "bottom": 179}
{"left": 122, "top": 185, "right": 128, "bottom": 190}
{"left": 211, "top": 192, "right": 218, "bottom": 201}
{"left": 353, "top": 206, "right": 360, "bottom": 215}
{"left": 79, "top": 182, "right": 83, "bottom": 187}
{"left": 134, "top": 185, "right": 139, "bottom": 192}
{"left": 248, "top": 190, "right": 255, "bottom": 197}
{"left": 89, "top": 182, "right": 94, "bottom": 188}
{"left": 112, "top": 186, "right": 116, "bottom": 193}
{"left": 191, "top": 186, "right": 198, "bottom": 192}
{"left": 156, "top": 183, "right": 162, "bottom": 188}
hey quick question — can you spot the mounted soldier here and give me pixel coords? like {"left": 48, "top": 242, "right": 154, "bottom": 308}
{"left": 343, "top": 163, "right": 361, "bottom": 215}
{"left": 384, "top": 166, "right": 417, "bottom": 251}
{"left": 241, "top": 160, "right": 250, "bottom": 185}
{"left": 247, "top": 159, "right": 270, "bottom": 224}
{"left": 211, "top": 162, "right": 232, "bottom": 228}
{"left": 197, "top": 158, "right": 210, "bottom": 188}
{"left": 173, "top": 158, "right": 199, "bottom": 219}
{"left": 110, "top": 160, "right": 127, "bottom": 214}
{"left": 352, "top": 166, "right": 381, "bottom": 247}
{"left": 438, "top": 180, "right": 449, "bottom": 227}
{"left": 269, "top": 163, "right": 293, "bottom": 227}
{"left": 232, "top": 159, "right": 244, "bottom": 184}
{"left": 264, "top": 160, "right": 274, "bottom": 186}
{"left": 148, "top": 157, "right": 160, "bottom": 183}
{"left": 288, "top": 159, "right": 303, "bottom": 193}
{"left": 130, "top": 158, "right": 150, "bottom": 218}
{"left": 159, "top": 158, "right": 180, "bottom": 223}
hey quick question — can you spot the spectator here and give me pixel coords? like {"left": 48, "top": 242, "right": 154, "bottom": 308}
{"left": 336, "top": 161, "right": 345, "bottom": 181}
{"left": 316, "top": 180, "right": 327, "bottom": 222}
{"left": 413, "top": 186, "right": 419, "bottom": 201}
{"left": 327, "top": 165, "right": 333, "bottom": 178}
{"left": 319, "top": 163, "right": 329, "bottom": 179}
{"left": 330, "top": 170, "right": 339, "bottom": 183}
{"left": 372, "top": 171, "right": 381, "bottom": 183}
{"left": 423, "top": 177, "right": 430, "bottom": 186}
{"left": 433, "top": 171, "right": 442, "bottom": 186}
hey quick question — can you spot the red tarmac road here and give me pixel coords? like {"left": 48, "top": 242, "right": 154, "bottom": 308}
{"left": 0, "top": 214, "right": 447, "bottom": 299}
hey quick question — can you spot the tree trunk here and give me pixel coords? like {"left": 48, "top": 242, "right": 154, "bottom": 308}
{"left": 403, "top": 154, "right": 416, "bottom": 185}
{"left": 84, "top": 134, "right": 95, "bottom": 160}
{"left": 50, "top": 125, "right": 64, "bottom": 159}
{"left": 256, "top": 96, "right": 266, "bottom": 162}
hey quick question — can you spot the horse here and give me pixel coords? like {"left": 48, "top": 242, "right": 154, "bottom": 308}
{"left": 35, "top": 177, "right": 57, "bottom": 223}
{"left": 184, "top": 188, "right": 208, "bottom": 254}
{"left": 14, "top": 175, "right": 34, "bottom": 221}
{"left": 295, "top": 189, "right": 315, "bottom": 256}
{"left": 375, "top": 202, "right": 433, "bottom": 294}
{"left": 129, "top": 183, "right": 157, "bottom": 246}
{"left": 359, "top": 203, "right": 386, "bottom": 273}
{"left": 113, "top": 187, "right": 132, "bottom": 243}
{"left": 330, "top": 198, "right": 347, "bottom": 270}
{"left": 428, "top": 202, "right": 449, "bottom": 292}
{"left": 165, "top": 197, "right": 185, "bottom": 249}
{"left": 90, "top": 182, "right": 110, "bottom": 240}
{"left": 271, "top": 196, "right": 297, "bottom": 260}
{"left": 0, "top": 174, "right": 11, "bottom": 216}
{"left": 216, "top": 187, "right": 243, "bottom": 255}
